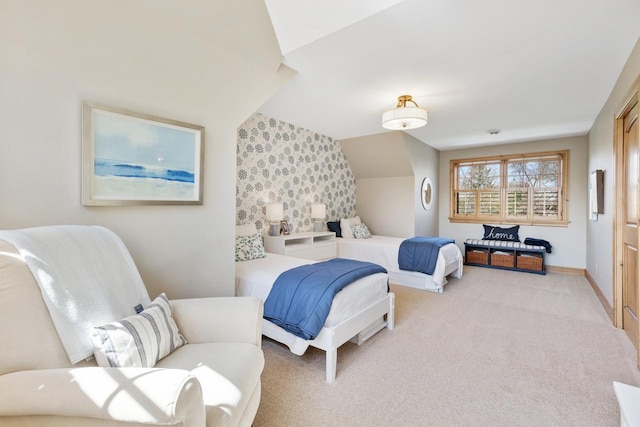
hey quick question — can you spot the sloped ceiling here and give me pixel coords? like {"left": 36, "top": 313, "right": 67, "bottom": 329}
{"left": 340, "top": 131, "right": 413, "bottom": 179}
{"left": 264, "top": 0, "right": 405, "bottom": 55}
{"left": 261, "top": 0, "right": 640, "bottom": 150}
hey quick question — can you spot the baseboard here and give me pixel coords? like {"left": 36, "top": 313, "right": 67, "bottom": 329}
{"left": 546, "top": 265, "right": 585, "bottom": 275}
{"left": 585, "top": 269, "right": 614, "bottom": 323}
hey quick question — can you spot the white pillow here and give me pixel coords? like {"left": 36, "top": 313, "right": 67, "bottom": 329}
{"left": 340, "top": 216, "right": 361, "bottom": 239}
{"left": 91, "top": 293, "right": 187, "bottom": 368}
{"left": 236, "top": 223, "right": 259, "bottom": 236}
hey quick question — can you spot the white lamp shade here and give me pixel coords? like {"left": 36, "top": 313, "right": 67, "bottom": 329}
{"left": 382, "top": 106, "right": 428, "bottom": 130}
{"left": 311, "top": 203, "right": 326, "bottom": 219}
{"left": 266, "top": 203, "right": 283, "bottom": 221}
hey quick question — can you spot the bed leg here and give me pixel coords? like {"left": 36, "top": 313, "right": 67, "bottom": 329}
{"left": 326, "top": 346, "right": 337, "bottom": 383}
{"left": 387, "top": 293, "right": 395, "bottom": 330}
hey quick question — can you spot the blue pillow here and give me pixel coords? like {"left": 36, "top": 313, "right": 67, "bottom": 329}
{"left": 327, "top": 221, "right": 342, "bottom": 237}
{"left": 483, "top": 224, "right": 520, "bottom": 242}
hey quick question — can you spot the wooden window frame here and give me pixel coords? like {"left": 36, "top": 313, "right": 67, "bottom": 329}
{"left": 449, "top": 150, "right": 569, "bottom": 227}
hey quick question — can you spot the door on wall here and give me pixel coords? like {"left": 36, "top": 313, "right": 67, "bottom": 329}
{"left": 622, "top": 101, "right": 639, "bottom": 351}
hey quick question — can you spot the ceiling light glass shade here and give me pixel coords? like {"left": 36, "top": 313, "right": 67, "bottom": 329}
{"left": 382, "top": 107, "right": 428, "bottom": 130}
{"left": 381, "top": 95, "right": 428, "bottom": 130}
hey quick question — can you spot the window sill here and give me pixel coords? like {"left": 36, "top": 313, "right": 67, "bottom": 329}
{"left": 448, "top": 217, "right": 570, "bottom": 227}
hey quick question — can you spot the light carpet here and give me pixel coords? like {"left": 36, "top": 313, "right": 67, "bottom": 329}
{"left": 254, "top": 266, "right": 640, "bottom": 426}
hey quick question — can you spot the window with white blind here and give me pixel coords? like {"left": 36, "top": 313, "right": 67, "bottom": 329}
{"left": 450, "top": 151, "right": 569, "bottom": 226}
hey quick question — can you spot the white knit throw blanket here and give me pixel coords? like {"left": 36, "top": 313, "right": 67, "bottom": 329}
{"left": 0, "top": 225, "right": 151, "bottom": 364}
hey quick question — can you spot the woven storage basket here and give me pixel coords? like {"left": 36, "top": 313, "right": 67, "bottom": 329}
{"left": 516, "top": 254, "right": 543, "bottom": 271}
{"left": 466, "top": 249, "right": 489, "bottom": 265}
{"left": 490, "top": 252, "right": 514, "bottom": 268}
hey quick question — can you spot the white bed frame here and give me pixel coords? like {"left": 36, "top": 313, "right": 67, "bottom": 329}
{"left": 388, "top": 259, "right": 462, "bottom": 293}
{"left": 336, "top": 236, "right": 463, "bottom": 293}
{"left": 264, "top": 292, "right": 395, "bottom": 383}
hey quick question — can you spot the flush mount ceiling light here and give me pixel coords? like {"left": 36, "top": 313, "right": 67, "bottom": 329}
{"left": 381, "top": 95, "right": 428, "bottom": 130}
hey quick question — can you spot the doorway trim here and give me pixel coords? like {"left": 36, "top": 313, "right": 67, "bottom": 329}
{"left": 613, "top": 76, "right": 640, "bottom": 366}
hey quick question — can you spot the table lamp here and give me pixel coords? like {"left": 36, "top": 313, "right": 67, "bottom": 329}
{"left": 266, "top": 203, "right": 283, "bottom": 236}
{"left": 311, "top": 203, "right": 326, "bottom": 232}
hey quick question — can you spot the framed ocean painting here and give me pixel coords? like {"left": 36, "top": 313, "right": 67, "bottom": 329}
{"left": 82, "top": 102, "right": 204, "bottom": 206}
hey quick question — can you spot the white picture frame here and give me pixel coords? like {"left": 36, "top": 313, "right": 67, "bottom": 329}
{"left": 421, "top": 177, "right": 433, "bottom": 210}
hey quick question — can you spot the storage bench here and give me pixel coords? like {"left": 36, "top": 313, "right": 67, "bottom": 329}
{"left": 464, "top": 239, "right": 546, "bottom": 275}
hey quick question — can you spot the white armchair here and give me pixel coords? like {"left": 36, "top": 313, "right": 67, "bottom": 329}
{"left": 0, "top": 227, "right": 264, "bottom": 427}
{"left": 614, "top": 381, "right": 640, "bottom": 427}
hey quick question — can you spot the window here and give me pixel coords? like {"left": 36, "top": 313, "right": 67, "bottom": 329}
{"left": 450, "top": 151, "right": 568, "bottom": 226}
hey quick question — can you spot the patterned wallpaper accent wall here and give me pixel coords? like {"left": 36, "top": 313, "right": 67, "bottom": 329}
{"left": 236, "top": 113, "right": 356, "bottom": 233}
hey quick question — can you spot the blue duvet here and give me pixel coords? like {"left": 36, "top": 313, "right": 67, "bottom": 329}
{"left": 398, "top": 237, "right": 455, "bottom": 275}
{"left": 264, "top": 258, "right": 387, "bottom": 340}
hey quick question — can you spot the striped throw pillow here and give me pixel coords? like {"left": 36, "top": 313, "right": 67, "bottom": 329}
{"left": 91, "top": 293, "right": 187, "bottom": 368}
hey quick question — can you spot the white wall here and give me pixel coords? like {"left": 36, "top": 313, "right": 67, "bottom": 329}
{"left": 439, "top": 136, "right": 588, "bottom": 269}
{"left": 587, "top": 38, "right": 640, "bottom": 306}
{"left": 356, "top": 176, "right": 415, "bottom": 236}
{"left": 0, "top": 1, "right": 293, "bottom": 298}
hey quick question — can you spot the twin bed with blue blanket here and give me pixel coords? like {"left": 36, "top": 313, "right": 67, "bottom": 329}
{"left": 337, "top": 235, "right": 463, "bottom": 292}
{"left": 235, "top": 253, "right": 394, "bottom": 383}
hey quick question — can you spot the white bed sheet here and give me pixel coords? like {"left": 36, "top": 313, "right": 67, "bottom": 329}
{"left": 235, "top": 253, "right": 389, "bottom": 355}
{"left": 336, "top": 235, "right": 463, "bottom": 290}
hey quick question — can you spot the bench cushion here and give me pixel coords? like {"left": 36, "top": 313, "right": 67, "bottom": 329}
{"left": 465, "top": 239, "right": 545, "bottom": 251}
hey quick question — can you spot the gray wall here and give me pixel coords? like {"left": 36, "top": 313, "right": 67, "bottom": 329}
{"left": 405, "top": 133, "right": 440, "bottom": 237}
{"left": 0, "top": 1, "right": 293, "bottom": 299}
{"left": 340, "top": 131, "right": 440, "bottom": 237}
{"left": 439, "top": 136, "right": 588, "bottom": 269}
{"left": 587, "top": 38, "right": 640, "bottom": 307}
{"left": 356, "top": 176, "right": 415, "bottom": 236}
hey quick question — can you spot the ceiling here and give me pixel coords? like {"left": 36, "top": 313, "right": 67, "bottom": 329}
{"left": 259, "top": 0, "right": 640, "bottom": 150}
